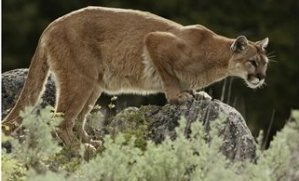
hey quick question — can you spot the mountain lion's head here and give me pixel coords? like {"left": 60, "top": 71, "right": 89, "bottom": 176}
{"left": 230, "top": 35, "right": 269, "bottom": 88}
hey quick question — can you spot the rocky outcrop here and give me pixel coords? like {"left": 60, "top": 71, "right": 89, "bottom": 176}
{"left": 2, "top": 69, "right": 256, "bottom": 161}
{"left": 1, "top": 69, "right": 56, "bottom": 117}
{"left": 105, "top": 100, "right": 256, "bottom": 161}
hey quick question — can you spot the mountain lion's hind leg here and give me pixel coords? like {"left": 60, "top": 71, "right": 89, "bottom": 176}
{"left": 55, "top": 75, "right": 94, "bottom": 149}
{"left": 75, "top": 87, "right": 102, "bottom": 148}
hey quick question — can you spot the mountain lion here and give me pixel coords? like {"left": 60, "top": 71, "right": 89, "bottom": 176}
{"left": 2, "top": 6, "right": 269, "bottom": 148}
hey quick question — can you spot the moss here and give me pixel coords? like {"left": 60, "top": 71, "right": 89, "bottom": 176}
{"left": 106, "top": 106, "right": 156, "bottom": 150}
{"left": 47, "top": 148, "right": 83, "bottom": 173}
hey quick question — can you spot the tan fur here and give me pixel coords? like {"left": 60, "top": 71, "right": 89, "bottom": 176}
{"left": 2, "top": 6, "right": 269, "bottom": 148}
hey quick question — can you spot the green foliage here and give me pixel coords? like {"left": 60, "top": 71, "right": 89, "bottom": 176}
{"left": 12, "top": 106, "right": 62, "bottom": 174}
{"left": 106, "top": 107, "right": 154, "bottom": 150}
{"left": 2, "top": 0, "right": 299, "bottom": 142}
{"left": 2, "top": 149, "right": 26, "bottom": 181}
{"left": 2, "top": 108, "right": 299, "bottom": 180}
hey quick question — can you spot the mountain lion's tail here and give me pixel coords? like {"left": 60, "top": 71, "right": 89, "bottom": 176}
{"left": 2, "top": 42, "right": 50, "bottom": 133}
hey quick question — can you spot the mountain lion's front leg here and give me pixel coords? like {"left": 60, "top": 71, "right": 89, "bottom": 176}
{"left": 144, "top": 32, "right": 193, "bottom": 104}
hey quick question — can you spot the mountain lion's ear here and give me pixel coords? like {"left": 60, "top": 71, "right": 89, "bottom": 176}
{"left": 256, "top": 37, "right": 269, "bottom": 50}
{"left": 231, "top": 35, "right": 248, "bottom": 53}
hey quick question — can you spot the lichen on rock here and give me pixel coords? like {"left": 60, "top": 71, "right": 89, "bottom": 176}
{"left": 98, "top": 99, "right": 256, "bottom": 161}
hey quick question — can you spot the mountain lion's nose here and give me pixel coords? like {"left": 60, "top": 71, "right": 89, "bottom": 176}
{"left": 257, "top": 73, "right": 265, "bottom": 80}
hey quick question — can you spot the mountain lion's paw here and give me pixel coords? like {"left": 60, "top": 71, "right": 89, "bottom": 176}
{"left": 169, "top": 92, "right": 193, "bottom": 104}
{"left": 83, "top": 143, "right": 97, "bottom": 161}
{"left": 88, "top": 139, "right": 102, "bottom": 149}
{"left": 193, "top": 91, "right": 212, "bottom": 101}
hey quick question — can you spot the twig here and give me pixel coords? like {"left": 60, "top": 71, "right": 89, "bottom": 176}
{"left": 221, "top": 78, "right": 227, "bottom": 102}
{"left": 263, "top": 109, "right": 276, "bottom": 149}
{"left": 227, "top": 77, "right": 233, "bottom": 105}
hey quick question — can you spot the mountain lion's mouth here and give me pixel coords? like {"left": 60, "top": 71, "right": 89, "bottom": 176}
{"left": 246, "top": 75, "right": 264, "bottom": 89}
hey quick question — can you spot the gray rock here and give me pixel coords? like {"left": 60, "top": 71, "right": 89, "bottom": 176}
{"left": 2, "top": 68, "right": 256, "bottom": 161}
{"left": 1, "top": 69, "right": 56, "bottom": 117}
{"left": 107, "top": 100, "right": 256, "bottom": 161}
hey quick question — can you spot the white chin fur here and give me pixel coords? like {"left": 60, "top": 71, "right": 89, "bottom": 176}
{"left": 250, "top": 77, "right": 260, "bottom": 84}
{"left": 247, "top": 82, "right": 260, "bottom": 89}
{"left": 246, "top": 79, "right": 264, "bottom": 89}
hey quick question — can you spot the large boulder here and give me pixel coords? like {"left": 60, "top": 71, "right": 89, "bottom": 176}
{"left": 1, "top": 69, "right": 56, "bottom": 117}
{"left": 2, "top": 69, "right": 256, "bottom": 161}
{"left": 105, "top": 100, "right": 256, "bottom": 161}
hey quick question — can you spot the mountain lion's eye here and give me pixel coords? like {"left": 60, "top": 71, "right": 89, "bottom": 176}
{"left": 249, "top": 60, "right": 257, "bottom": 68}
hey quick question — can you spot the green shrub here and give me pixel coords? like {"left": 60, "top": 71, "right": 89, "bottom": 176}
{"left": 2, "top": 147, "right": 26, "bottom": 181}
{"left": 2, "top": 108, "right": 299, "bottom": 181}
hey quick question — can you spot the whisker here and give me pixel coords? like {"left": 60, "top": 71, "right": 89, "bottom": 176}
{"left": 257, "top": 81, "right": 267, "bottom": 89}
{"left": 267, "top": 55, "right": 276, "bottom": 59}
{"left": 262, "top": 82, "right": 267, "bottom": 88}
{"left": 264, "top": 51, "right": 277, "bottom": 64}
{"left": 267, "top": 51, "right": 276, "bottom": 56}
{"left": 268, "top": 58, "right": 277, "bottom": 63}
